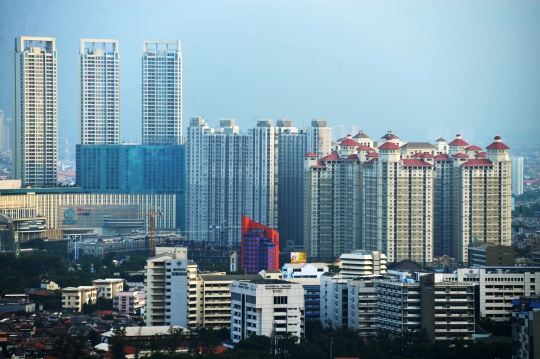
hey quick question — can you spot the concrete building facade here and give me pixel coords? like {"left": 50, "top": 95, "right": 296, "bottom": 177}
{"left": 142, "top": 41, "right": 182, "bottom": 145}
{"left": 230, "top": 279, "right": 305, "bottom": 343}
{"left": 79, "top": 39, "right": 120, "bottom": 145}
{"left": 61, "top": 286, "right": 98, "bottom": 312}
{"left": 13, "top": 36, "right": 58, "bottom": 186}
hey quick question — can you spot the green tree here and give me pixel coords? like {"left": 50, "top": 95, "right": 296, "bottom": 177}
{"left": 109, "top": 327, "right": 127, "bottom": 359}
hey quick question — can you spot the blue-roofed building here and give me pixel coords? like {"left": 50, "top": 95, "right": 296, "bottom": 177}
{"left": 76, "top": 145, "right": 186, "bottom": 232}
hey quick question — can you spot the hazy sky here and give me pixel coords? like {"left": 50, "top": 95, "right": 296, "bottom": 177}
{"left": 1, "top": 0, "right": 539, "bottom": 147}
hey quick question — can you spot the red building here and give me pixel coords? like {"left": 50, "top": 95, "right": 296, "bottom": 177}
{"left": 241, "top": 216, "right": 279, "bottom": 273}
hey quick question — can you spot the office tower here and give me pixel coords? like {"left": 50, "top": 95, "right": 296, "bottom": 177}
{"left": 145, "top": 247, "right": 197, "bottom": 327}
{"left": 142, "top": 41, "right": 182, "bottom": 145}
{"left": 75, "top": 144, "right": 186, "bottom": 232}
{"left": 80, "top": 39, "right": 120, "bottom": 145}
{"left": 362, "top": 136, "right": 435, "bottom": 264}
{"left": 241, "top": 216, "right": 279, "bottom": 273}
{"left": 453, "top": 135, "right": 512, "bottom": 262}
{"left": 187, "top": 117, "right": 252, "bottom": 246}
{"left": 304, "top": 135, "right": 362, "bottom": 262}
{"left": 13, "top": 36, "right": 58, "bottom": 186}
{"left": 511, "top": 156, "right": 524, "bottom": 196}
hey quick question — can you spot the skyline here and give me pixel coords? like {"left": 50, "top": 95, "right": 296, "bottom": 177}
{"left": 1, "top": 1, "right": 539, "bottom": 147}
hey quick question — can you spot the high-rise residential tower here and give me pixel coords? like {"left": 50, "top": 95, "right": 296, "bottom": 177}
{"left": 511, "top": 156, "right": 524, "bottom": 196}
{"left": 13, "top": 36, "right": 58, "bottom": 186}
{"left": 142, "top": 41, "right": 182, "bottom": 145}
{"left": 79, "top": 39, "right": 120, "bottom": 145}
{"left": 304, "top": 135, "right": 362, "bottom": 262}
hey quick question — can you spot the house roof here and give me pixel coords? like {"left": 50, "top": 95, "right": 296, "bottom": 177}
{"left": 401, "top": 142, "right": 436, "bottom": 150}
{"left": 486, "top": 136, "right": 509, "bottom": 150}
{"left": 366, "top": 152, "right": 378, "bottom": 157}
{"left": 303, "top": 152, "right": 318, "bottom": 157}
{"left": 402, "top": 159, "right": 433, "bottom": 167}
{"left": 358, "top": 145, "right": 374, "bottom": 151}
{"left": 461, "top": 159, "right": 493, "bottom": 167}
{"left": 465, "top": 145, "right": 482, "bottom": 151}
{"left": 380, "top": 130, "right": 400, "bottom": 140}
{"left": 339, "top": 138, "right": 360, "bottom": 147}
{"left": 344, "top": 154, "right": 359, "bottom": 162}
{"left": 434, "top": 154, "right": 451, "bottom": 161}
{"left": 452, "top": 153, "right": 468, "bottom": 158}
{"left": 475, "top": 151, "right": 487, "bottom": 157}
{"left": 378, "top": 141, "right": 400, "bottom": 150}
{"left": 353, "top": 130, "right": 371, "bottom": 140}
{"left": 448, "top": 134, "right": 469, "bottom": 147}
{"left": 321, "top": 152, "right": 340, "bottom": 161}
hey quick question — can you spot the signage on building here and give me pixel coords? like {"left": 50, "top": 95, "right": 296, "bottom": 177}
{"left": 290, "top": 252, "right": 307, "bottom": 264}
{"left": 464, "top": 269, "right": 479, "bottom": 278}
{"left": 62, "top": 208, "right": 77, "bottom": 225}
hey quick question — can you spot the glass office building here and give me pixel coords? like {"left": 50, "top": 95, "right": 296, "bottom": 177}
{"left": 76, "top": 145, "right": 186, "bottom": 231}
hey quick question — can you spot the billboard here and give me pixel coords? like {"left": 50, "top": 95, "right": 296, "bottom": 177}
{"left": 290, "top": 252, "right": 307, "bottom": 264}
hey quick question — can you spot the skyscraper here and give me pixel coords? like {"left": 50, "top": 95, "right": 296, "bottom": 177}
{"left": 142, "top": 41, "right": 182, "bottom": 145}
{"left": 511, "top": 156, "right": 524, "bottom": 196}
{"left": 13, "top": 36, "right": 58, "bottom": 186}
{"left": 80, "top": 39, "right": 120, "bottom": 145}
{"left": 304, "top": 136, "right": 362, "bottom": 262}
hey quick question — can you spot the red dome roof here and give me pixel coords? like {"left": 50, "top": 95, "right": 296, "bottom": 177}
{"left": 339, "top": 138, "right": 360, "bottom": 147}
{"left": 379, "top": 141, "right": 400, "bottom": 150}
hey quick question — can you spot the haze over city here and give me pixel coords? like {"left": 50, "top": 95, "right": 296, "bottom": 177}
{"left": 1, "top": 0, "right": 539, "bottom": 146}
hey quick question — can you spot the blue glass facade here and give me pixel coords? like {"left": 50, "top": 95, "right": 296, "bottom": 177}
{"left": 303, "top": 284, "right": 321, "bottom": 321}
{"left": 76, "top": 145, "right": 186, "bottom": 231}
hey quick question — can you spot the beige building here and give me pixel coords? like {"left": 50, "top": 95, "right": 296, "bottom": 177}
{"left": 339, "top": 250, "right": 387, "bottom": 277}
{"left": 61, "top": 286, "right": 98, "bottom": 312}
{"left": 363, "top": 135, "right": 435, "bottom": 264}
{"left": 145, "top": 247, "right": 197, "bottom": 327}
{"left": 303, "top": 135, "right": 362, "bottom": 261}
{"left": 92, "top": 278, "right": 125, "bottom": 299}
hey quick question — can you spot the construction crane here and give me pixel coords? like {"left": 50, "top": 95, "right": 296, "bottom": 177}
{"left": 105, "top": 206, "right": 163, "bottom": 257}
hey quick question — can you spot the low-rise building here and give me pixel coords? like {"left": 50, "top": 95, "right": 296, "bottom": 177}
{"left": 40, "top": 280, "right": 60, "bottom": 291}
{"left": 0, "top": 294, "right": 35, "bottom": 314}
{"left": 230, "top": 279, "right": 305, "bottom": 343}
{"left": 320, "top": 273, "right": 376, "bottom": 336}
{"left": 113, "top": 291, "right": 145, "bottom": 315}
{"left": 282, "top": 262, "right": 328, "bottom": 279}
{"left": 511, "top": 296, "right": 540, "bottom": 359}
{"left": 339, "top": 250, "right": 387, "bottom": 277}
{"left": 92, "top": 278, "right": 125, "bottom": 299}
{"left": 374, "top": 274, "right": 475, "bottom": 341}
{"left": 61, "top": 286, "right": 98, "bottom": 312}
{"left": 434, "top": 267, "right": 540, "bottom": 321}
{"left": 468, "top": 244, "right": 515, "bottom": 266}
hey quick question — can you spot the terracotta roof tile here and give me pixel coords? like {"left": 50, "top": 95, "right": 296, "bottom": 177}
{"left": 402, "top": 159, "right": 433, "bottom": 167}
{"left": 461, "top": 159, "right": 493, "bottom": 167}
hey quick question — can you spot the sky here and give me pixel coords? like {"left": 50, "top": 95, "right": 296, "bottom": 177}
{"left": 0, "top": 0, "right": 539, "bottom": 148}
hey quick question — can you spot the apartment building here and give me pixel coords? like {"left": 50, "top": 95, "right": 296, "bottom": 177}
{"left": 374, "top": 274, "right": 475, "bottom": 341}
{"left": 230, "top": 279, "right": 305, "bottom": 343}
{"left": 13, "top": 37, "right": 58, "bottom": 186}
{"left": 144, "top": 247, "right": 197, "bottom": 327}
{"left": 434, "top": 267, "right": 540, "bottom": 321}
{"left": 91, "top": 278, "right": 125, "bottom": 299}
{"left": 113, "top": 291, "right": 145, "bottom": 315}
{"left": 363, "top": 136, "right": 435, "bottom": 264}
{"left": 339, "top": 250, "right": 387, "bottom": 277}
{"left": 142, "top": 41, "right": 182, "bottom": 145}
{"left": 190, "top": 273, "right": 262, "bottom": 329}
{"left": 79, "top": 39, "right": 120, "bottom": 145}
{"left": 511, "top": 296, "right": 540, "bottom": 359}
{"left": 303, "top": 135, "right": 362, "bottom": 261}
{"left": 511, "top": 156, "right": 524, "bottom": 197}
{"left": 187, "top": 118, "right": 331, "bottom": 248}
{"left": 61, "top": 286, "right": 98, "bottom": 312}
{"left": 453, "top": 135, "right": 512, "bottom": 262}
{"left": 320, "top": 273, "right": 376, "bottom": 337}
